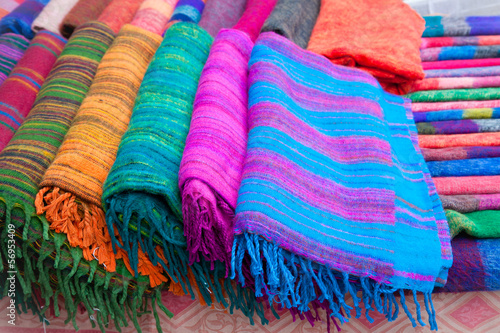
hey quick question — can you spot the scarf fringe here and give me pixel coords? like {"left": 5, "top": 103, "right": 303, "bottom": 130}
{"left": 0, "top": 199, "right": 173, "bottom": 333}
{"left": 231, "top": 233, "right": 439, "bottom": 331}
{"left": 182, "top": 178, "right": 234, "bottom": 276}
{"left": 105, "top": 193, "right": 272, "bottom": 325}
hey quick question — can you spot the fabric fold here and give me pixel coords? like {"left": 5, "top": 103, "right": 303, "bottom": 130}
{"left": 59, "top": 0, "right": 112, "bottom": 38}
{"left": 421, "top": 36, "right": 500, "bottom": 49}
{"left": 418, "top": 132, "right": 500, "bottom": 148}
{"left": 446, "top": 210, "right": 500, "bottom": 239}
{"left": 423, "top": 58, "right": 500, "bottom": 70}
{"left": 420, "top": 45, "right": 500, "bottom": 62}
{"left": 417, "top": 119, "right": 500, "bottom": 135}
{"left": 0, "top": 0, "right": 47, "bottom": 39}
{"left": 31, "top": 0, "right": 78, "bottom": 34}
{"left": 0, "top": 30, "right": 66, "bottom": 152}
{"left": 413, "top": 100, "right": 500, "bottom": 112}
{"left": 433, "top": 176, "right": 500, "bottom": 195}
{"left": 422, "top": 146, "right": 500, "bottom": 161}
{"left": 410, "top": 77, "right": 500, "bottom": 92}
{"left": 427, "top": 157, "right": 500, "bottom": 177}
{"left": 423, "top": 16, "right": 500, "bottom": 38}
{"left": 408, "top": 87, "right": 500, "bottom": 103}
{"left": 261, "top": 0, "right": 320, "bottom": 49}
{"left": 441, "top": 194, "right": 500, "bottom": 213}
{"left": 425, "top": 66, "right": 500, "bottom": 78}
{"left": 414, "top": 108, "right": 500, "bottom": 122}
{"left": 232, "top": 31, "right": 451, "bottom": 329}
{"left": 307, "top": 0, "right": 424, "bottom": 94}
{"left": 0, "top": 32, "right": 29, "bottom": 84}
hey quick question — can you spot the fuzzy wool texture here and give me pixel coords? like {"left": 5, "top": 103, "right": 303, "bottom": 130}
{"left": 0, "top": 0, "right": 47, "bottom": 39}
{"left": 0, "top": 30, "right": 66, "bottom": 152}
{"left": 423, "top": 58, "right": 500, "bottom": 70}
{"left": 198, "top": 0, "right": 246, "bottom": 37}
{"left": 59, "top": 0, "right": 112, "bottom": 38}
{"left": 423, "top": 16, "right": 500, "bottom": 38}
{"left": 31, "top": 0, "right": 78, "bottom": 34}
{"left": 0, "top": 32, "right": 29, "bottom": 84}
{"left": 441, "top": 194, "right": 500, "bottom": 213}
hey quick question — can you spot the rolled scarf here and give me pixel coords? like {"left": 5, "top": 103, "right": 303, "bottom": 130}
{"left": 427, "top": 157, "right": 500, "bottom": 177}
{"left": 414, "top": 108, "right": 500, "bottom": 122}
{"left": 417, "top": 119, "right": 500, "bottom": 135}
{"left": 410, "top": 77, "right": 500, "bottom": 92}
{"left": 0, "top": 30, "right": 66, "bottom": 152}
{"left": 36, "top": 0, "right": 170, "bottom": 282}
{"left": 198, "top": 0, "right": 246, "bottom": 37}
{"left": 179, "top": 0, "right": 276, "bottom": 274}
{"left": 418, "top": 133, "right": 500, "bottom": 148}
{"left": 425, "top": 66, "right": 500, "bottom": 78}
{"left": 438, "top": 236, "right": 500, "bottom": 292}
{"left": 433, "top": 176, "right": 500, "bottom": 195}
{"left": 0, "top": 32, "right": 29, "bottom": 84}
{"left": 307, "top": 0, "right": 424, "bottom": 95}
{"left": 413, "top": 100, "right": 500, "bottom": 112}
{"left": 59, "top": 0, "right": 112, "bottom": 38}
{"left": 407, "top": 87, "right": 500, "bottom": 103}
{"left": 423, "top": 58, "right": 500, "bottom": 70}
{"left": 441, "top": 194, "right": 500, "bottom": 213}
{"left": 423, "top": 16, "right": 500, "bottom": 38}
{"left": 0, "top": 21, "right": 116, "bottom": 329}
{"left": 422, "top": 146, "right": 500, "bottom": 161}
{"left": 446, "top": 210, "right": 500, "bottom": 239}
{"left": 0, "top": 0, "right": 48, "bottom": 39}
{"left": 31, "top": 0, "right": 78, "bottom": 34}
{"left": 232, "top": 31, "right": 452, "bottom": 329}
{"left": 261, "top": 0, "right": 320, "bottom": 49}
{"left": 168, "top": 0, "right": 206, "bottom": 24}
{"left": 421, "top": 36, "right": 500, "bottom": 49}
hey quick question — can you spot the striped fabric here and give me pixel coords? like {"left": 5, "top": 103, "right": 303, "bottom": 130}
{"left": 422, "top": 146, "right": 500, "bottom": 161}
{"left": 410, "top": 77, "right": 500, "bottom": 92}
{"left": 0, "top": 30, "right": 66, "bottom": 152}
{"left": 423, "top": 58, "right": 500, "bottom": 70}
{"left": 421, "top": 36, "right": 500, "bottom": 49}
{"left": 307, "top": 0, "right": 425, "bottom": 95}
{"left": 261, "top": 0, "right": 320, "bottom": 49}
{"left": 441, "top": 194, "right": 500, "bottom": 213}
{"left": 232, "top": 31, "right": 451, "bottom": 329}
{"left": 425, "top": 66, "right": 500, "bottom": 78}
{"left": 421, "top": 45, "right": 500, "bottom": 62}
{"left": 417, "top": 119, "right": 500, "bottom": 135}
{"left": 0, "top": 33, "right": 29, "bottom": 84}
{"left": 408, "top": 87, "right": 500, "bottom": 103}
{"left": 0, "top": 0, "right": 47, "bottom": 39}
{"left": 446, "top": 210, "right": 500, "bottom": 239}
{"left": 423, "top": 16, "right": 500, "bottom": 38}
{"left": 413, "top": 100, "right": 500, "bottom": 112}
{"left": 179, "top": 0, "right": 276, "bottom": 272}
{"left": 419, "top": 133, "right": 500, "bottom": 148}
{"left": 60, "top": 0, "right": 112, "bottom": 38}
{"left": 198, "top": 0, "right": 246, "bottom": 37}
{"left": 36, "top": 24, "right": 165, "bottom": 279}
{"left": 31, "top": 0, "right": 79, "bottom": 34}
{"left": 433, "top": 176, "right": 500, "bottom": 195}
{"left": 414, "top": 108, "right": 500, "bottom": 122}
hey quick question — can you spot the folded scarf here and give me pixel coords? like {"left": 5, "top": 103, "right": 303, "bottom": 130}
{"left": 31, "top": 0, "right": 78, "bottom": 34}
{"left": 425, "top": 66, "right": 500, "bottom": 78}
{"left": 198, "top": 0, "right": 246, "bottom": 37}
{"left": 59, "top": 0, "right": 112, "bottom": 38}
{"left": 419, "top": 133, "right": 500, "bottom": 148}
{"left": 433, "top": 176, "right": 500, "bottom": 195}
{"left": 421, "top": 36, "right": 500, "bottom": 49}
{"left": 422, "top": 58, "right": 500, "bottom": 70}
{"left": 446, "top": 210, "right": 500, "bottom": 238}
{"left": 420, "top": 45, "right": 500, "bottom": 62}
{"left": 422, "top": 146, "right": 500, "bottom": 161}
{"left": 437, "top": 236, "right": 500, "bottom": 292}
{"left": 179, "top": 0, "right": 276, "bottom": 274}
{"left": 417, "top": 119, "right": 500, "bottom": 135}
{"left": 0, "top": 0, "right": 47, "bottom": 39}
{"left": 0, "top": 21, "right": 117, "bottom": 329}
{"left": 0, "top": 32, "right": 29, "bottom": 84}
{"left": 441, "top": 194, "right": 500, "bottom": 213}
{"left": 427, "top": 157, "right": 500, "bottom": 177}
{"left": 36, "top": 18, "right": 166, "bottom": 278}
{"left": 410, "top": 77, "right": 500, "bottom": 92}
{"left": 408, "top": 87, "right": 500, "bottom": 103}
{"left": 261, "top": 0, "right": 319, "bottom": 49}
{"left": 232, "top": 31, "right": 451, "bottom": 329}
{"left": 307, "top": 0, "right": 424, "bottom": 94}
{"left": 413, "top": 100, "right": 500, "bottom": 112}
{"left": 0, "top": 30, "right": 66, "bottom": 152}
{"left": 423, "top": 16, "right": 500, "bottom": 38}
{"left": 414, "top": 108, "right": 500, "bottom": 122}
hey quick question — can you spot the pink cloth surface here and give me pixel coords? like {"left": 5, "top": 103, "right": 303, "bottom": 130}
{"left": 422, "top": 58, "right": 500, "bottom": 70}
{"left": 421, "top": 35, "right": 500, "bottom": 49}
{"left": 2, "top": 291, "right": 500, "bottom": 332}
{"left": 130, "top": 0, "right": 177, "bottom": 34}
{"left": 412, "top": 99, "right": 500, "bottom": 112}
{"left": 232, "top": 0, "right": 277, "bottom": 42}
{"left": 418, "top": 132, "right": 500, "bottom": 148}
{"left": 433, "top": 176, "right": 500, "bottom": 195}
{"left": 410, "top": 76, "right": 500, "bottom": 92}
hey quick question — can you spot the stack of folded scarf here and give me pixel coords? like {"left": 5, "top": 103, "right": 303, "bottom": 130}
{"left": 406, "top": 16, "right": 500, "bottom": 294}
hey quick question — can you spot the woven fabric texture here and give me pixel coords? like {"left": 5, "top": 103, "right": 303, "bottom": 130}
{"left": 59, "top": 0, "right": 112, "bottom": 38}
{"left": 31, "top": 0, "right": 78, "bottom": 34}
{"left": 0, "top": 0, "right": 47, "bottom": 39}
{"left": 423, "top": 16, "right": 500, "bottom": 38}
{"left": 0, "top": 30, "right": 66, "bottom": 152}
{"left": 422, "top": 146, "right": 500, "bottom": 161}
{"left": 198, "top": 0, "right": 246, "bottom": 37}
{"left": 232, "top": 31, "right": 451, "bottom": 329}
{"left": 423, "top": 58, "right": 500, "bottom": 70}
{"left": 441, "top": 194, "right": 500, "bottom": 213}
{"left": 130, "top": 0, "right": 177, "bottom": 35}
{"left": 97, "top": 0, "right": 144, "bottom": 34}
{"left": 421, "top": 45, "right": 500, "bottom": 62}
{"left": 307, "top": 0, "right": 424, "bottom": 94}
{"left": 433, "top": 176, "right": 500, "bottom": 195}
{"left": 0, "top": 32, "right": 29, "bottom": 84}
{"left": 414, "top": 108, "right": 500, "bottom": 122}
{"left": 446, "top": 210, "right": 500, "bottom": 238}
{"left": 421, "top": 36, "right": 500, "bottom": 49}
{"left": 417, "top": 119, "right": 500, "bottom": 135}
{"left": 410, "top": 77, "right": 500, "bottom": 92}
{"left": 408, "top": 87, "right": 500, "bottom": 103}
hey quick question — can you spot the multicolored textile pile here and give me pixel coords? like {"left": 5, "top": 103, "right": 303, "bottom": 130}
{"left": 8, "top": 0, "right": 497, "bottom": 332}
